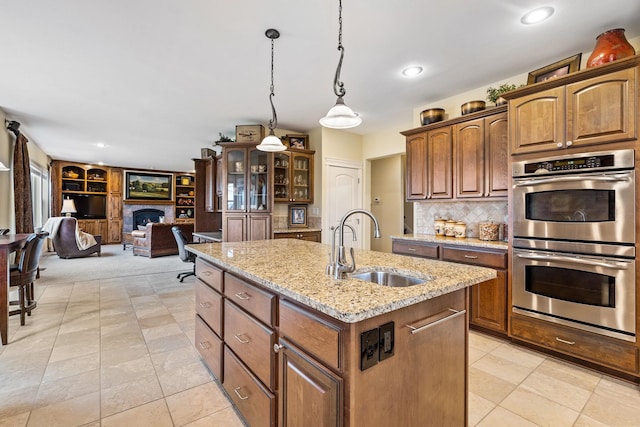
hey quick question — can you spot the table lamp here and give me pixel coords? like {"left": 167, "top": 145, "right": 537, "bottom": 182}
{"left": 61, "top": 198, "right": 77, "bottom": 217}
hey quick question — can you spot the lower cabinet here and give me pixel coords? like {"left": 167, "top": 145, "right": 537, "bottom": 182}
{"left": 273, "top": 230, "right": 321, "bottom": 242}
{"left": 77, "top": 219, "right": 108, "bottom": 240}
{"left": 224, "top": 213, "right": 272, "bottom": 242}
{"left": 194, "top": 257, "right": 469, "bottom": 426}
{"left": 393, "top": 239, "right": 508, "bottom": 336}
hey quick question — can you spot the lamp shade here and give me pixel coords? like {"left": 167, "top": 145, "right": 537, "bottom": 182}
{"left": 61, "top": 198, "right": 77, "bottom": 216}
{"left": 257, "top": 133, "right": 287, "bottom": 152}
{"left": 319, "top": 96, "right": 362, "bottom": 129}
{"left": 0, "top": 161, "right": 9, "bottom": 172}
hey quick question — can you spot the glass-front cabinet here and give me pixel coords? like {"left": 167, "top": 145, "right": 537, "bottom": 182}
{"left": 224, "top": 145, "right": 272, "bottom": 213}
{"left": 273, "top": 149, "right": 314, "bottom": 204}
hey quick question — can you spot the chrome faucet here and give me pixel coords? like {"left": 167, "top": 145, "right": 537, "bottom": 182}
{"left": 326, "top": 224, "right": 357, "bottom": 276}
{"left": 333, "top": 209, "right": 382, "bottom": 279}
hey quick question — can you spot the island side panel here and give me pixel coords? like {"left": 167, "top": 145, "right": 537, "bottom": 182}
{"left": 343, "top": 288, "right": 468, "bottom": 427}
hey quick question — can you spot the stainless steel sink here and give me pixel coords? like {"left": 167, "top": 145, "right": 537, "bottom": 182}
{"left": 350, "top": 270, "right": 427, "bottom": 287}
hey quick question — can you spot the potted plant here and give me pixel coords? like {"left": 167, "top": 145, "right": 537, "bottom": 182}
{"left": 486, "top": 83, "right": 522, "bottom": 106}
{"left": 215, "top": 132, "right": 234, "bottom": 143}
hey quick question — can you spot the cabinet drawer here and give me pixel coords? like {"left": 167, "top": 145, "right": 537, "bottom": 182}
{"left": 195, "top": 258, "right": 223, "bottom": 292}
{"left": 279, "top": 300, "right": 342, "bottom": 372}
{"left": 511, "top": 314, "right": 638, "bottom": 374}
{"left": 223, "top": 346, "right": 276, "bottom": 427}
{"left": 195, "top": 279, "right": 223, "bottom": 337}
{"left": 224, "top": 273, "right": 276, "bottom": 327}
{"left": 195, "top": 315, "right": 223, "bottom": 381}
{"left": 225, "top": 300, "right": 276, "bottom": 390}
{"left": 392, "top": 240, "right": 439, "bottom": 259}
{"left": 441, "top": 246, "right": 506, "bottom": 269}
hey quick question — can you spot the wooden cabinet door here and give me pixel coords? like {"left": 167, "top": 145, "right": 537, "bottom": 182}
{"left": 248, "top": 214, "right": 271, "bottom": 241}
{"left": 484, "top": 112, "right": 509, "bottom": 197}
{"left": 427, "top": 128, "right": 453, "bottom": 199}
{"left": 567, "top": 67, "right": 637, "bottom": 147}
{"left": 215, "top": 156, "right": 223, "bottom": 211}
{"left": 108, "top": 219, "right": 122, "bottom": 243}
{"left": 454, "top": 118, "right": 484, "bottom": 198}
{"left": 509, "top": 86, "right": 565, "bottom": 155}
{"left": 405, "top": 133, "right": 428, "bottom": 200}
{"left": 469, "top": 270, "right": 507, "bottom": 333}
{"left": 205, "top": 158, "right": 215, "bottom": 212}
{"left": 224, "top": 214, "right": 246, "bottom": 242}
{"left": 278, "top": 338, "right": 342, "bottom": 427}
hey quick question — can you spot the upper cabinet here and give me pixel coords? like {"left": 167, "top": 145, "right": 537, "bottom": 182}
{"left": 509, "top": 64, "right": 637, "bottom": 155}
{"left": 273, "top": 148, "right": 314, "bottom": 204}
{"left": 402, "top": 106, "right": 508, "bottom": 201}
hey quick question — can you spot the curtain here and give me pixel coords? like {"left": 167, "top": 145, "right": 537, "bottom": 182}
{"left": 12, "top": 132, "right": 33, "bottom": 234}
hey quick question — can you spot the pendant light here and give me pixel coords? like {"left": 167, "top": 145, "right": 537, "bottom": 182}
{"left": 257, "top": 28, "right": 287, "bottom": 152}
{"left": 319, "top": 0, "right": 362, "bottom": 129}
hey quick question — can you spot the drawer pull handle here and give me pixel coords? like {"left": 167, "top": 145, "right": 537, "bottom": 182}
{"left": 199, "top": 341, "right": 211, "bottom": 350}
{"left": 555, "top": 337, "right": 575, "bottom": 345}
{"left": 406, "top": 308, "right": 466, "bottom": 334}
{"left": 273, "top": 343, "right": 284, "bottom": 353}
{"left": 199, "top": 302, "right": 212, "bottom": 308}
{"left": 464, "top": 255, "right": 478, "bottom": 259}
{"left": 235, "top": 292, "right": 251, "bottom": 300}
{"left": 234, "top": 387, "right": 249, "bottom": 400}
{"left": 202, "top": 271, "right": 212, "bottom": 276}
{"left": 234, "top": 334, "right": 250, "bottom": 344}
{"left": 406, "top": 247, "right": 416, "bottom": 251}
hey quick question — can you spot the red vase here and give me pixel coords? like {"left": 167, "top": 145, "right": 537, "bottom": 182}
{"left": 586, "top": 28, "right": 635, "bottom": 68}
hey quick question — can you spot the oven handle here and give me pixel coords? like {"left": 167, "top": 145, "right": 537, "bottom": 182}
{"left": 515, "top": 253, "right": 630, "bottom": 270}
{"left": 513, "top": 173, "right": 631, "bottom": 187}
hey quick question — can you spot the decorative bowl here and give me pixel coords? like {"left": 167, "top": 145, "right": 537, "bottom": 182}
{"left": 420, "top": 108, "right": 445, "bottom": 126}
{"left": 461, "top": 100, "right": 486, "bottom": 115}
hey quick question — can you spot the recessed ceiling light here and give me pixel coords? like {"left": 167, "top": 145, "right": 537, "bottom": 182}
{"left": 521, "top": 6, "right": 554, "bottom": 24}
{"left": 401, "top": 66, "right": 424, "bottom": 77}
{"left": 96, "top": 142, "right": 106, "bottom": 148}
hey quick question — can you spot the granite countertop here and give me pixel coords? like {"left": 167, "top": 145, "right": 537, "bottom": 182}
{"left": 186, "top": 239, "right": 496, "bottom": 323}
{"left": 273, "top": 228, "right": 322, "bottom": 233}
{"left": 392, "top": 233, "right": 508, "bottom": 250}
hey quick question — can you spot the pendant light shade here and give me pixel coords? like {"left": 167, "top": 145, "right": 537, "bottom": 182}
{"left": 320, "top": 0, "right": 361, "bottom": 129}
{"left": 257, "top": 28, "right": 286, "bottom": 152}
{"left": 319, "top": 96, "right": 362, "bottom": 129}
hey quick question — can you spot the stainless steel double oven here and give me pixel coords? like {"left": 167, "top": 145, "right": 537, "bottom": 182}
{"left": 511, "top": 149, "right": 636, "bottom": 342}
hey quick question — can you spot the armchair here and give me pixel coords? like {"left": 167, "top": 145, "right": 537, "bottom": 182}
{"left": 48, "top": 217, "right": 102, "bottom": 259}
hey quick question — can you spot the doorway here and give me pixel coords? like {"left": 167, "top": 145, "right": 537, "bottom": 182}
{"left": 370, "top": 155, "right": 404, "bottom": 253}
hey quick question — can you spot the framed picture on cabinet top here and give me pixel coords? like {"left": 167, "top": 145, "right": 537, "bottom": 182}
{"left": 286, "top": 134, "right": 308, "bottom": 149}
{"left": 527, "top": 53, "right": 582, "bottom": 84}
{"left": 288, "top": 204, "right": 308, "bottom": 228}
{"left": 124, "top": 171, "right": 173, "bottom": 201}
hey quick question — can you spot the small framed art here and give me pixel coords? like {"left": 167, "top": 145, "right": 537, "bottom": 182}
{"left": 288, "top": 204, "right": 308, "bottom": 228}
{"left": 286, "top": 134, "right": 308, "bottom": 149}
{"left": 527, "top": 53, "right": 582, "bottom": 84}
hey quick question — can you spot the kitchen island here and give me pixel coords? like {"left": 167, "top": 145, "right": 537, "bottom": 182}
{"left": 187, "top": 239, "right": 496, "bottom": 427}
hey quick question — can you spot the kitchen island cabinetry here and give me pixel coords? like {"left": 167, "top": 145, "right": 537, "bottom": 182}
{"left": 273, "top": 229, "right": 321, "bottom": 242}
{"left": 506, "top": 60, "right": 637, "bottom": 155}
{"left": 402, "top": 106, "right": 508, "bottom": 201}
{"left": 187, "top": 239, "right": 495, "bottom": 426}
{"left": 393, "top": 236, "right": 508, "bottom": 336}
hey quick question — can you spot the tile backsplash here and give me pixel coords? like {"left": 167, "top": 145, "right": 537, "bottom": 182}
{"left": 414, "top": 200, "right": 508, "bottom": 238}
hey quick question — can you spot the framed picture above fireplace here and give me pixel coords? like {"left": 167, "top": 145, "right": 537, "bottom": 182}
{"left": 125, "top": 171, "right": 173, "bottom": 201}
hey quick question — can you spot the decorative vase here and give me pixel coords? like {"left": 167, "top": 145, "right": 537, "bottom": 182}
{"left": 586, "top": 28, "right": 635, "bottom": 68}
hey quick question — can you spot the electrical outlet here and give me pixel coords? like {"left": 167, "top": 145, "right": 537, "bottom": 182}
{"left": 378, "top": 322, "right": 394, "bottom": 361}
{"left": 360, "top": 328, "right": 379, "bottom": 371}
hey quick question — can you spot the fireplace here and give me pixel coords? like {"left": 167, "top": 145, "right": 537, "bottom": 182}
{"left": 133, "top": 209, "right": 164, "bottom": 229}
{"left": 122, "top": 203, "right": 174, "bottom": 233}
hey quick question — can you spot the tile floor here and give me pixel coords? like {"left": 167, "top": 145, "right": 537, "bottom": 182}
{"left": 0, "top": 253, "right": 639, "bottom": 426}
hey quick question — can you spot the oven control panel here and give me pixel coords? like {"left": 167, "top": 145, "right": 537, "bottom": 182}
{"left": 513, "top": 149, "right": 634, "bottom": 177}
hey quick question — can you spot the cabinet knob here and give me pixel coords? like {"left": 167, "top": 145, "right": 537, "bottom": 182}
{"left": 566, "top": 140, "right": 573, "bottom": 147}
{"left": 273, "top": 343, "right": 284, "bottom": 353}
{"left": 556, "top": 142, "right": 563, "bottom": 148}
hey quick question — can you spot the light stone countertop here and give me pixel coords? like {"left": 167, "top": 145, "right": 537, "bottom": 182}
{"left": 186, "top": 239, "right": 496, "bottom": 323}
{"left": 392, "top": 234, "right": 509, "bottom": 250}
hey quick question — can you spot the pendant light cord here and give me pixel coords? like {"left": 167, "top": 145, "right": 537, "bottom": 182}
{"left": 268, "top": 35, "right": 278, "bottom": 131}
{"left": 333, "top": 0, "right": 346, "bottom": 97}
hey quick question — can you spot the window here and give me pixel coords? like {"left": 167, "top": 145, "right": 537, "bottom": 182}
{"left": 30, "top": 162, "right": 49, "bottom": 229}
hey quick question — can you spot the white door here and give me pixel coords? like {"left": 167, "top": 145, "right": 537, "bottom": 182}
{"left": 326, "top": 160, "right": 362, "bottom": 249}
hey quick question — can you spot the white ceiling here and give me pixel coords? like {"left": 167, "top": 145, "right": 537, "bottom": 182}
{"left": 1, "top": 0, "right": 639, "bottom": 172}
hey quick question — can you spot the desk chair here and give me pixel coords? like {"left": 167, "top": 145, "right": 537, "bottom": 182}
{"left": 171, "top": 226, "right": 196, "bottom": 282}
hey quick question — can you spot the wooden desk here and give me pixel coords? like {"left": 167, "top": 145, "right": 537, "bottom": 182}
{"left": 192, "top": 231, "right": 222, "bottom": 243}
{"left": 0, "top": 234, "right": 30, "bottom": 345}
